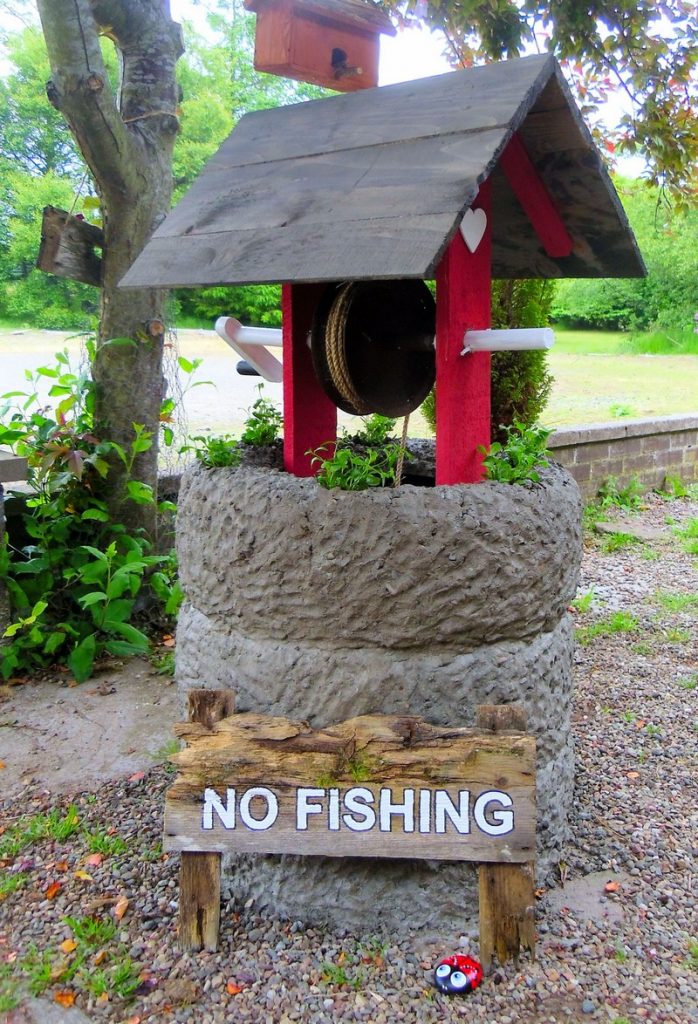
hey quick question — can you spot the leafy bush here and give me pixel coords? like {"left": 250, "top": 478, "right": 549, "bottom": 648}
{"left": 421, "top": 280, "right": 554, "bottom": 440}
{"left": 310, "top": 441, "right": 405, "bottom": 490}
{"left": 183, "top": 434, "right": 242, "bottom": 468}
{"left": 479, "top": 421, "right": 553, "bottom": 484}
{"left": 0, "top": 349, "right": 179, "bottom": 682}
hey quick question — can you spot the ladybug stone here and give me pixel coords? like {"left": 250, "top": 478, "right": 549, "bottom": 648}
{"left": 433, "top": 954, "right": 483, "bottom": 995}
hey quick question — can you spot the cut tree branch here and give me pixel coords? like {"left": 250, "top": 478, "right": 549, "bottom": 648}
{"left": 37, "top": 0, "right": 132, "bottom": 197}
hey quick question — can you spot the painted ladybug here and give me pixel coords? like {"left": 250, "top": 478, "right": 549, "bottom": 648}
{"left": 433, "top": 954, "right": 483, "bottom": 996}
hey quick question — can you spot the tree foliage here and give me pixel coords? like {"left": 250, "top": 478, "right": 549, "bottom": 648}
{"left": 382, "top": 1, "right": 697, "bottom": 205}
{"left": 552, "top": 177, "right": 698, "bottom": 330}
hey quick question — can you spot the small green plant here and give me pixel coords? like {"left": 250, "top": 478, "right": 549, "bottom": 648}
{"left": 662, "top": 627, "right": 691, "bottom": 643}
{"left": 571, "top": 587, "right": 596, "bottom": 613}
{"left": 609, "top": 403, "right": 633, "bottom": 418}
{"left": 597, "top": 475, "right": 644, "bottom": 510}
{"left": 151, "top": 649, "right": 175, "bottom": 676}
{"left": 644, "top": 723, "right": 661, "bottom": 737}
{"left": 601, "top": 532, "right": 644, "bottom": 553}
{"left": 0, "top": 872, "right": 28, "bottom": 900}
{"left": 0, "top": 806, "right": 81, "bottom": 859}
{"left": 64, "top": 914, "right": 117, "bottom": 947}
{"left": 321, "top": 960, "right": 364, "bottom": 990}
{"left": 310, "top": 441, "right": 404, "bottom": 490}
{"left": 352, "top": 415, "right": 397, "bottom": 445}
{"left": 346, "top": 754, "right": 372, "bottom": 783}
{"left": 21, "top": 945, "right": 54, "bottom": 996}
{"left": 82, "top": 829, "right": 128, "bottom": 857}
{"left": 575, "top": 611, "right": 639, "bottom": 645}
{"left": 614, "top": 940, "right": 628, "bottom": 963}
{"left": 240, "top": 386, "right": 283, "bottom": 446}
{"left": 658, "top": 474, "right": 698, "bottom": 500}
{"left": 0, "top": 961, "right": 20, "bottom": 1012}
{"left": 674, "top": 518, "right": 698, "bottom": 555}
{"left": 678, "top": 674, "right": 697, "bottom": 690}
{"left": 183, "top": 433, "right": 242, "bottom": 468}
{"left": 688, "top": 939, "right": 698, "bottom": 971}
{"left": 621, "top": 710, "right": 637, "bottom": 723}
{"left": 653, "top": 590, "right": 698, "bottom": 613}
{"left": 639, "top": 546, "right": 661, "bottom": 561}
{"left": 479, "top": 421, "right": 552, "bottom": 484}
{"left": 611, "top": 1017, "right": 631, "bottom": 1024}
{"left": 632, "top": 641, "right": 652, "bottom": 655}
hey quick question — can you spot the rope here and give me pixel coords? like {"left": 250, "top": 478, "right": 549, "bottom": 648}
{"left": 394, "top": 413, "right": 410, "bottom": 487}
{"left": 122, "top": 109, "right": 178, "bottom": 123}
{"left": 67, "top": 169, "right": 89, "bottom": 218}
{"left": 324, "top": 283, "right": 371, "bottom": 414}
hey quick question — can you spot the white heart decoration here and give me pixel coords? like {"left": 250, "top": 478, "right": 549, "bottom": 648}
{"left": 460, "top": 207, "right": 488, "bottom": 254}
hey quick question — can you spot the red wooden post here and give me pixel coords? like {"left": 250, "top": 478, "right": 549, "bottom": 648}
{"left": 282, "top": 282, "right": 337, "bottom": 476}
{"left": 435, "top": 179, "right": 492, "bottom": 485}
{"left": 499, "top": 134, "right": 573, "bottom": 258}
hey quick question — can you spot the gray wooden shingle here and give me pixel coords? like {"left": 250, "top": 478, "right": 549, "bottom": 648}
{"left": 120, "top": 54, "right": 644, "bottom": 289}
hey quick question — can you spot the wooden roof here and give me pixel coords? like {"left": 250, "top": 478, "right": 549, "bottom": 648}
{"left": 121, "top": 54, "right": 645, "bottom": 290}
{"left": 243, "top": 0, "right": 397, "bottom": 36}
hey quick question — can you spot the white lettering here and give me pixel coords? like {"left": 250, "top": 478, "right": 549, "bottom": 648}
{"left": 202, "top": 787, "right": 236, "bottom": 830}
{"left": 296, "top": 788, "right": 326, "bottom": 830}
{"left": 434, "top": 790, "right": 470, "bottom": 834}
{"left": 239, "top": 787, "right": 278, "bottom": 831}
{"left": 379, "top": 788, "right": 415, "bottom": 833}
{"left": 419, "top": 788, "right": 431, "bottom": 833}
{"left": 473, "top": 790, "right": 514, "bottom": 836}
{"left": 328, "top": 788, "right": 340, "bottom": 831}
{"left": 342, "top": 787, "right": 376, "bottom": 831}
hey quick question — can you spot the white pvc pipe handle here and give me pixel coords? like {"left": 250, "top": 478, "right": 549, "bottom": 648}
{"left": 460, "top": 328, "right": 554, "bottom": 354}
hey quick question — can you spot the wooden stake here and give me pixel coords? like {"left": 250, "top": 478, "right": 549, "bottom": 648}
{"left": 477, "top": 703, "right": 536, "bottom": 973}
{"left": 37, "top": 206, "right": 104, "bottom": 287}
{"left": 178, "top": 689, "right": 235, "bottom": 952}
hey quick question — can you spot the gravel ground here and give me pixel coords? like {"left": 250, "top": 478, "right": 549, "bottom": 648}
{"left": 1, "top": 491, "right": 697, "bottom": 1024}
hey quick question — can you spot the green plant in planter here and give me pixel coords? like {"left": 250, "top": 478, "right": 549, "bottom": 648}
{"left": 310, "top": 441, "right": 404, "bottom": 490}
{"left": 478, "top": 421, "right": 553, "bottom": 484}
{"left": 351, "top": 415, "right": 397, "bottom": 445}
{"left": 182, "top": 434, "right": 242, "bottom": 468}
{"left": 240, "top": 386, "right": 283, "bottom": 445}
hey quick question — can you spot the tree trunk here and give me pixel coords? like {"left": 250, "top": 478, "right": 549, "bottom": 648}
{"left": 36, "top": 0, "right": 183, "bottom": 537}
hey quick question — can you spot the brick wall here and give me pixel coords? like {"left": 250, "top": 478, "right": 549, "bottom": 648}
{"left": 549, "top": 414, "right": 698, "bottom": 500}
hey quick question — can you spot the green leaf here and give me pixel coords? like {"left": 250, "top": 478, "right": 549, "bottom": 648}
{"left": 103, "top": 598, "right": 134, "bottom": 624}
{"left": 44, "top": 631, "right": 67, "bottom": 656}
{"left": 81, "top": 545, "right": 109, "bottom": 563}
{"left": 103, "top": 620, "right": 149, "bottom": 651}
{"left": 126, "top": 480, "right": 155, "bottom": 505}
{"left": 78, "top": 591, "right": 108, "bottom": 609}
{"left": 103, "top": 639, "right": 146, "bottom": 658}
{"left": 68, "top": 634, "right": 97, "bottom": 683}
{"left": 81, "top": 508, "right": 110, "bottom": 522}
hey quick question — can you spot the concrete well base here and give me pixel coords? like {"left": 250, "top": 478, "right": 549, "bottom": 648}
{"left": 175, "top": 453, "right": 582, "bottom": 934}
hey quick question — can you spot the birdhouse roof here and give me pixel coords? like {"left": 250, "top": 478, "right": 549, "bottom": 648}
{"left": 120, "top": 54, "right": 645, "bottom": 290}
{"left": 243, "top": 0, "right": 397, "bottom": 36}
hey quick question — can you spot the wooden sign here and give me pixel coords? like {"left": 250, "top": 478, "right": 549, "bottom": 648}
{"left": 164, "top": 712, "right": 535, "bottom": 862}
{"left": 169, "top": 692, "right": 537, "bottom": 969}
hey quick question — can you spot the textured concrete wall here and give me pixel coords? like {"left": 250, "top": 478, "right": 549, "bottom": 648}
{"left": 175, "top": 458, "right": 582, "bottom": 934}
{"left": 550, "top": 413, "right": 698, "bottom": 500}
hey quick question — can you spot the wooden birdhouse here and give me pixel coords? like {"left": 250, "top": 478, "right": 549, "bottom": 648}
{"left": 122, "top": 54, "right": 645, "bottom": 485}
{"left": 243, "top": 0, "right": 396, "bottom": 91}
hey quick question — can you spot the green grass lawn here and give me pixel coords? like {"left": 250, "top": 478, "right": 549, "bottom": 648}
{"left": 544, "top": 330, "right": 698, "bottom": 427}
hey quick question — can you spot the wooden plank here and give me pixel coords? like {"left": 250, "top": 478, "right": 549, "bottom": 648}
{"left": 164, "top": 712, "right": 536, "bottom": 862}
{"left": 178, "top": 688, "right": 235, "bottom": 952}
{"left": 499, "top": 134, "right": 573, "bottom": 258}
{"left": 195, "top": 53, "right": 556, "bottom": 169}
{"left": 148, "top": 131, "right": 505, "bottom": 239}
{"left": 0, "top": 450, "right": 28, "bottom": 483}
{"left": 245, "top": 0, "right": 396, "bottom": 36}
{"left": 282, "top": 282, "right": 337, "bottom": 476}
{"left": 477, "top": 702, "right": 535, "bottom": 972}
{"left": 435, "top": 179, "right": 492, "bottom": 485}
{"left": 37, "top": 206, "right": 103, "bottom": 288}
{"left": 120, "top": 213, "right": 457, "bottom": 288}
{"left": 478, "top": 861, "right": 536, "bottom": 972}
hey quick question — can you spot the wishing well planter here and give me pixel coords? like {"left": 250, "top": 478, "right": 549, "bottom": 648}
{"left": 175, "top": 454, "right": 581, "bottom": 932}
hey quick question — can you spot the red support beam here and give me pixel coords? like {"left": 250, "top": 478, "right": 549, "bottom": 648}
{"left": 282, "top": 282, "right": 337, "bottom": 476}
{"left": 499, "top": 133, "right": 573, "bottom": 258}
{"left": 435, "top": 179, "right": 492, "bottom": 486}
